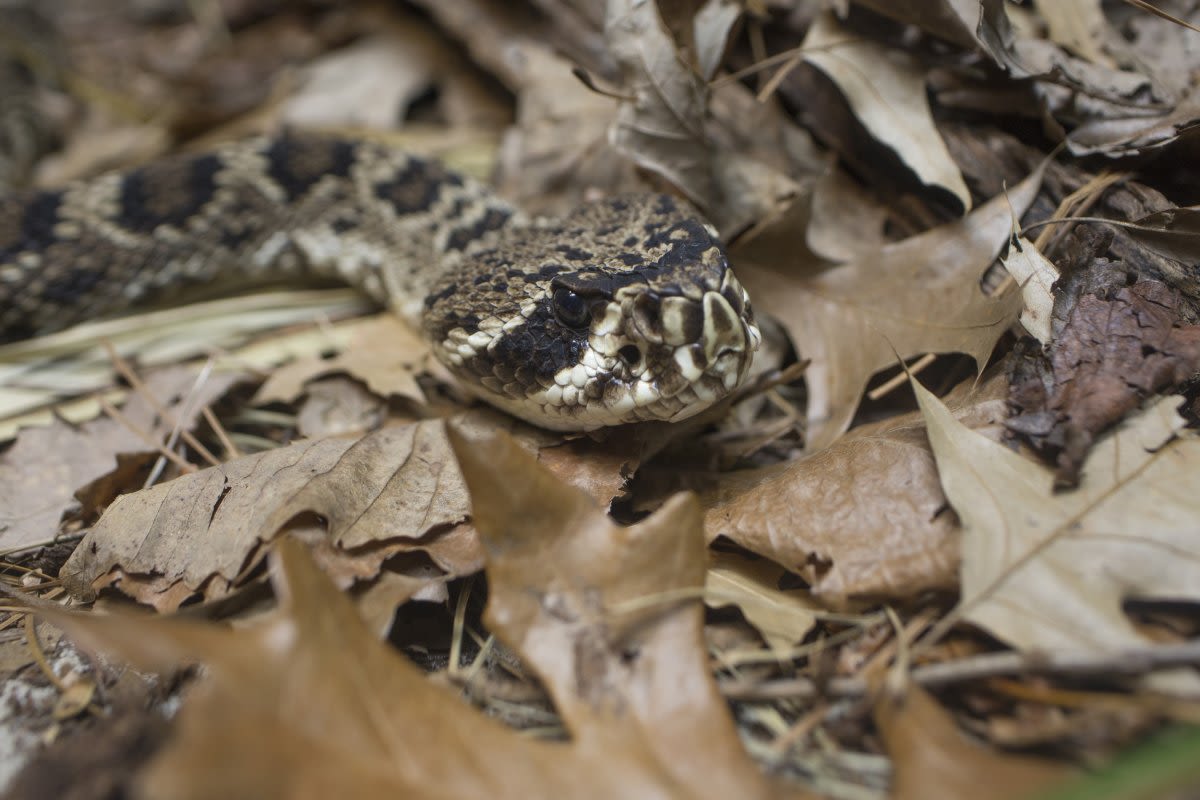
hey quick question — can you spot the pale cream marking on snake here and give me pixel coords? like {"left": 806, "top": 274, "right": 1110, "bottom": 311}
{"left": 0, "top": 132, "right": 760, "bottom": 431}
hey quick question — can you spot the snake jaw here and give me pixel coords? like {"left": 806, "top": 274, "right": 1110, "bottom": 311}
{"left": 419, "top": 192, "right": 762, "bottom": 430}
{"left": 487, "top": 270, "right": 759, "bottom": 431}
{"left": 437, "top": 273, "right": 759, "bottom": 432}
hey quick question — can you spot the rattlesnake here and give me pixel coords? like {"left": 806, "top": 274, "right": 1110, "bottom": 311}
{"left": 0, "top": 132, "right": 760, "bottom": 430}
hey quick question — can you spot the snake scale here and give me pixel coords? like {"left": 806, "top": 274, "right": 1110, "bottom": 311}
{"left": 0, "top": 133, "right": 760, "bottom": 430}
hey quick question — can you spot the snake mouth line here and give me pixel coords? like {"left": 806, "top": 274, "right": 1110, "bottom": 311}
{"left": 508, "top": 273, "right": 760, "bottom": 430}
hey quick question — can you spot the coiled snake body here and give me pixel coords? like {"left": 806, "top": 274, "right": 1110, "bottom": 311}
{"left": 0, "top": 133, "right": 760, "bottom": 430}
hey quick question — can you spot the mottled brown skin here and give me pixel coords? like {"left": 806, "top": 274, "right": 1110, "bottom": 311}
{"left": 0, "top": 133, "right": 759, "bottom": 430}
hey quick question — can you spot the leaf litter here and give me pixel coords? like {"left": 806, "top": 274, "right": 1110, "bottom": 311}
{"left": 33, "top": 430, "right": 800, "bottom": 800}
{"left": 3, "top": 0, "right": 1200, "bottom": 797}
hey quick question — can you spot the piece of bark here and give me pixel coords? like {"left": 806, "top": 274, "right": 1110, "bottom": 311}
{"left": 1008, "top": 279, "right": 1200, "bottom": 485}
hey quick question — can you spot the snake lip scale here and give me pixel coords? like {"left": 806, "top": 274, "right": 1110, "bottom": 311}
{"left": 0, "top": 133, "right": 761, "bottom": 430}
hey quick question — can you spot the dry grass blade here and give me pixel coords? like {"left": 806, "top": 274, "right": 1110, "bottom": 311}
{"left": 1121, "top": 0, "right": 1200, "bottom": 34}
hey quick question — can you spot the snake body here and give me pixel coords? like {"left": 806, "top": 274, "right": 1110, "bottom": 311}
{"left": 0, "top": 133, "right": 760, "bottom": 430}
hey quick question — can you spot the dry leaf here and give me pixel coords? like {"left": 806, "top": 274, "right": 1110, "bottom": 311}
{"left": 854, "top": 0, "right": 1190, "bottom": 159}
{"left": 693, "top": 0, "right": 741, "bottom": 81}
{"left": 607, "top": 0, "right": 713, "bottom": 203}
{"left": 294, "top": 376, "right": 386, "bottom": 438}
{"left": 283, "top": 34, "right": 441, "bottom": 129}
{"left": 705, "top": 373, "right": 1008, "bottom": 602}
{"left": 281, "top": 14, "right": 507, "bottom": 130}
{"left": 736, "top": 163, "right": 1042, "bottom": 451}
{"left": 805, "top": 167, "right": 889, "bottom": 263}
{"left": 60, "top": 411, "right": 644, "bottom": 610}
{"left": 851, "top": 0, "right": 1021, "bottom": 72}
{"left": 495, "top": 43, "right": 641, "bottom": 215}
{"left": 704, "top": 550, "right": 819, "bottom": 653}
{"left": 43, "top": 437, "right": 801, "bottom": 798}
{"left": 606, "top": 0, "right": 799, "bottom": 236}
{"left": 1000, "top": 234, "right": 1059, "bottom": 344}
{"left": 1061, "top": 86, "right": 1198, "bottom": 159}
{"left": 802, "top": 11, "right": 970, "bottom": 212}
{"left": 255, "top": 314, "right": 429, "bottom": 407}
{"left": 0, "top": 366, "right": 237, "bottom": 552}
{"left": 1124, "top": 205, "right": 1200, "bottom": 265}
{"left": 1006, "top": 35, "right": 1185, "bottom": 158}
{"left": 917, "top": 381, "right": 1200, "bottom": 694}
{"left": 46, "top": 539, "right": 585, "bottom": 800}
{"left": 1123, "top": 5, "right": 1200, "bottom": 98}
{"left": 875, "top": 685, "right": 1071, "bottom": 800}
{"left": 1031, "top": 0, "right": 1117, "bottom": 67}
{"left": 448, "top": 425, "right": 798, "bottom": 799}
{"left": 60, "top": 416, "right": 484, "bottom": 609}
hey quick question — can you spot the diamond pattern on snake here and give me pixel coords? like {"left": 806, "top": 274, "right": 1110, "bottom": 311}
{"left": 0, "top": 133, "right": 760, "bottom": 430}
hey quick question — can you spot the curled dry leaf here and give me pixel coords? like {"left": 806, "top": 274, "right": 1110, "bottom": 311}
{"left": 704, "top": 550, "right": 820, "bottom": 654}
{"left": 63, "top": 414, "right": 523, "bottom": 609}
{"left": 1007, "top": 279, "right": 1200, "bottom": 485}
{"left": 1002, "top": 26, "right": 1187, "bottom": 159}
{"left": 693, "top": 0, "right": 742, "bottom": 81}
{"left": 736, "top": 163, "right": 1042, "bottom": 451}
{"left": 0, "top": 366, "right": 238, "bottom": 552}
{"left": 60, "top": 417, "right": 477, "bottom": 610}
{"left": 495, "top": 43, "right": 642, "bottom": 215}
{"left": 43, "top": 435, "right": 802, "bottom": 799}
{"left": 999, "top": 234, "right": 1059, "bottom": 344}
{"left": 705, "top": 372, "right": 1009, "bottom": 604}
{"left": 60, "top": 410, "right": 641, "bottom": 612}
{"left": 605, "top": 0, "right": 799, "bottom": 236}
{"left": 448, "top": 425, "right": 798, "bottom": 799}
{"left": 875, "top": 685, "right": 1071, "bottom": 800}
{"left": 43, "top": 539, "right": 602, "bottom": 800}
{"left": 918, "top": 382, "right": 1200, "bottom": 694}
{"left": 255, "top": 314, "right": 429, "bottom": 407}
{"left": 802, "top": 11, "right": 970, "bottom": 212}
{"left": 606, "top": 0, "right": 712, "bottom": 204}
{"left": 851, "top": 0, "right": 1021, "bottom": 72}
{"left": 1123, "top": 205, "right": 1200, "bottom": 265}
{"left": 857, "top": 0, "right": 1191, "bottom": 159}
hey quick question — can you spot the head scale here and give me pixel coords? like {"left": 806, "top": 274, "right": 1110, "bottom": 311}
{"left": 422, "top": 194, "right": 760, "bottom": 430}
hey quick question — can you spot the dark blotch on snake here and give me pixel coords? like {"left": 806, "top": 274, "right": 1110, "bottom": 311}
{"left": 119, "top": 153, "right": 222, "bottom": 233}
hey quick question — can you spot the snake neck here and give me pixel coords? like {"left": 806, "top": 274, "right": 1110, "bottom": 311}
{"left": 0, "top": 133, "right": 521, "bottom": 341}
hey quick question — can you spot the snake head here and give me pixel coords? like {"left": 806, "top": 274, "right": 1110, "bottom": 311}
{"left": 423, "top": 194, "right": 761, "bottom": 431}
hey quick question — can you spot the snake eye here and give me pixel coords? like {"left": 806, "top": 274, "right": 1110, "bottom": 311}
{"left": 552, "top": 287, "right": 591, "bottom": 328}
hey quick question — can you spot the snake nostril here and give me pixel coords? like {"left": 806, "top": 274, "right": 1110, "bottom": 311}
{"left": 618, "top": 344, "right": 642, "bottom": 367}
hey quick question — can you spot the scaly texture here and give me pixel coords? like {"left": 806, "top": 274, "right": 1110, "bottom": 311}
{"left": 0, "top": 133, "right": 760, "bottom": 430}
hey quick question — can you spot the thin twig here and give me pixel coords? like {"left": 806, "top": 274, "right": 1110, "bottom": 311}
{"left": 144, "top": 357, "right": 218, "bottom": 488}
{"left": 721, "top": 639, "right": 1200, "bottom": 701}
{"left": 98, "top": 398, "right": 196, "bottom": 474}
{"left": 1021, "top": 214, "right": 1177, "bottom": 236}
{"left": 1121, "top": 0, "right": 1200, "bottom": 34}
{"left": 202, "top": 405, "right": 241, "bottom": 459}
{"left": 449, "top": 576, "right": 475, "bottom": 679}
{"left": 867, "top": 353, "right": 936, "bottom": 401}
{"left": 756, "top": 49, "right": 804, "bottom": 102}
{"left": 711, "top": 37, "right": 866, "bottom": 88}
{"left": 1036, "top": 171, "right": 1127, "bottom": 255}
{"left": 768, "top": 702, "right": 829, "bottom": 759}
{"left": 102, "top": 343, "right": 221, "bottom": 468}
